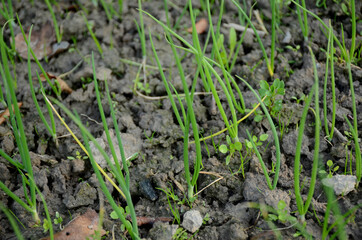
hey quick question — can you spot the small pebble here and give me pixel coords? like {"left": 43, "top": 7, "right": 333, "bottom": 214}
{"left": 182, "top": 210, "right": 203, "bottom": 233}
{"left": 322, "top": 174, "right": 356, "bottom": 196}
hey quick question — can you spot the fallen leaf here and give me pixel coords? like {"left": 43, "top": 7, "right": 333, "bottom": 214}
{"left": 187, "top": 18, "right": 208, "bottom": 34}
{"left": 15, "top": 21, "right": 56, "bottom": 60}
{"left": 0, "top": 102, "right": 23, "bottom": 125}
{"left": 38, "top": 72, "right": 73, "bottom": 94}
{"left": 41, "top": 209, "right": 106, "bottom": 240}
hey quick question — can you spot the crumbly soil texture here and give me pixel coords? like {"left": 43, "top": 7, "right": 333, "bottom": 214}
{"left": 1, "top": 0, "right": 362, "bottom": 239}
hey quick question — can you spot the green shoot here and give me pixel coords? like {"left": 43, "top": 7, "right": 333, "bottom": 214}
{"left": 44, "top": 0, "right": 62, "bottom": 43}
{"left": 82, "top": 12, "right": 103, "bottom": 56}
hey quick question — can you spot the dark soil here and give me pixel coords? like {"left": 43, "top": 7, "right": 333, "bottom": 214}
{"left": 1, "top": 0, "right": 362, "bottom": 239}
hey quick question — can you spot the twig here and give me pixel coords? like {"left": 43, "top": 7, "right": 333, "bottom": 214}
{"left": 253, "top": 10, "right": 268, "bottom": 34}
{"left": 223, "top": 23, "right": 266, "bottom": 37}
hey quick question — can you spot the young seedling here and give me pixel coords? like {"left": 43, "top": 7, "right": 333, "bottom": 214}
{"left": 53, "top": 211, "right": 64, "bottom": 230}
{"left": 67, "top": 150, "right": 88, "bottom": 161}
{"left": 258, "top": 79, "right": 285, "bottom": 118}
{"left": 267, "top": 200, "right": 290, "bottom": 223}
{"left": 245, "top": 133, "right": 269, "bottom": 153}
{"left": 219, "top": 135, "right": 242, "bottom": 165}
{"left": 110, "top": 206, "right": 132, "bottom": 233}
{"left": 319, "top": 160, "right": 339, "bottom": 178}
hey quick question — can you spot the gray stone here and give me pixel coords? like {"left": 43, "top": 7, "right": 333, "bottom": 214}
{"left": 89, "top": 129, "right": 141, "bottom": 169}
{"left": 182, "top": 210, "right": 203, "bottom": 233}
{"left": 322, "top": 175, "right": 356, "bottom": 196}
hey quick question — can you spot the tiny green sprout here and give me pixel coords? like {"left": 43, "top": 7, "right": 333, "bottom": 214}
{"left": 219, "top": 135, "right": 242, "bottom": 165}
{"left": 110, "top": 206, "right": 132, "bottom": 232}
{"left": 268, "top": 200, "right": 288, "bottom": 223}
{"left": 291, "top": 93, "right": 306, "bottom": 104}
{"left": 257, "top": 79, "right": 285, "bottom": 121}
{"left": 67, "top": 151, "right": 88, "bottom": 161}
{"left": 319, "top": 159, "right": 339, "bottom": 178}
{"left": 228, "top": 27, "right": 237, "bottom": 62}
{"left": 43, "top": 218, "right": 50, "bottom": 233}
{"left": 202, "top": 213, "right": 210, "bottom": 225}
{"left": 54, "top": 211, "right": 63, "bottom": 230}
{"left": 136, "top": 82, "right": 151, "bottom": 94}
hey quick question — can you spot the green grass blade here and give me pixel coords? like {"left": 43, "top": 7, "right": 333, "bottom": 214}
{"left": 303, "top": 47, "right": 320, "bottom": 216}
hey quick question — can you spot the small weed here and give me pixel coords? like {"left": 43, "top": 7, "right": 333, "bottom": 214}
{"left": 42, "top": 218, "right": 51, "bottom": 233}
{"left": 67, "top": 151, "right": 88, "bottom": 161}
{"left": 319, "top": 160, "right": 339, "bottom": 178}
{"left": 53, "top": 211, "right": 63, "bottom": 230}
{"left": 258, "top": 79, "right": 285, "bottom": 118}
{"left": 173, "top": 227, "right": 188, "bottom": 240}
{"left": 267, "top": 200, "right": 290, "bottom": 223}
{"left": 219, "top": 135, "right": 242, "bottom": 165}
{"left": 157, "top": 184, "right": 183, "bottom": 224}
{"left": 245, "top": 133, "right": 269, "bottom": 154}
{"left": 110, "top": 206, "right": 132, "bottom": 232}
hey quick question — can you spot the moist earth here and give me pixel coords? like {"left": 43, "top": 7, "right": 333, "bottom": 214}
{"left": 0, "top": 0, "right": 362, "bottom": 239}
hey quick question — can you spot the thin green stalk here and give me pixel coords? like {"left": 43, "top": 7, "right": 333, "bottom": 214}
{"left": 80, "top": 127, "right": 139, "bottom": 239}
{"left": 0, "top": 150, "right": 24, "bottom": 169}
{"left": 49, "top": 95, "right": 139, "bottom": 238}
{"left": 99, "top": 0, "right": 112, "bottom": 21}
{"left": 0, "top": 203, "right": 24, "bottom": 240}
{"left": 329, "top": 24, "right": 336, "bottom": 139}
{"left": 138, "top": 0, "right": 146, "bottom": 58}
{"left": 270, "top": 0, "right": 276, "bottom": 74}
{"left": 303, "top": 47, "right": 320, "bottom": 217}
{"left": 345, "top": 117, "right": 361, "bottom": 183}
{"left": 91, "top": 52, "right": 138, "bottom": 235}
{"left": 350, "top": 0, "right": 356, "bottom": 61}
{"left": 1, "top": 29, "right": 39, "bottom": 223}
{"left": 323, "top": 22, "right": 332, "bottom": 139}
{"left": 236, "top": 76, "right": 281, "bottom": 189}
{"left": 231, "top": 0, "right": 273, "bottom": 77}
{"left": 44, "top": 0, "right": 61, "bottom": 43}
{"left": 293, "top": 86, "right": 315, "bottom": 220}
{"left": 205, "top": 0, "right": 241, "bottom": 133}
{"left": 246, "top": 130, "right": 273, "bottom": 189}
{"left": 149, "top": 32, "right": 184, "bottom": 131}
{"left": 17, "top": 18, "right": 61, "bottom": 98}
{"left": 118, "top": 0, "right": 123, "bottom": 19}
{"left": 26, "top": 26, "right": 57, "bottom": 143}
{"left": 82, "top": 12, "right": 103, "bottom": 55}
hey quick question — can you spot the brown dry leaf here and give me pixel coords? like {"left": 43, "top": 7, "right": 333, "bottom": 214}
{"left": 15, "top": 21, "right": 56, "bottom": 60}
{"left": 38, "top": 72, "right": 73, "bottom": 94}
{"left": 41, "top": 209, "right": 106, "bottom": 240}
{"left": 187, "top": 18, "right": 208, "bottom": 34}
{"left": 0, "top": 102, "right": 23, "bottom": 125}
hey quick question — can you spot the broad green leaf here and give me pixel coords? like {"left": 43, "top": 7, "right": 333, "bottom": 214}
{"left": 110, "top": 210, "right": 119, "bottom": 219}
{"left": 260, "top": 134, "right": 269, "bottom": 141}
{"left": 278, "top": 200, "right": 286, "bottom": 210}
{"left": 229, "top": 27, "right": 236, "bottom": 51}
{"left": 219, "top": 144, "right": 228, "bottom": 153}
{"left": 234, "top": 141, "right": 242, "bottom": 151}
{"left": 259, "top": 80, "right": 269, "bottom": 90}
{"left": 217, "top": 34, "right": 224, "bottom": 51}
{"left": 327, "top": 160, "right": 333, "bottom": 167}
{"left": 254, "top": 115, "right": 263, "bottom": 122}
